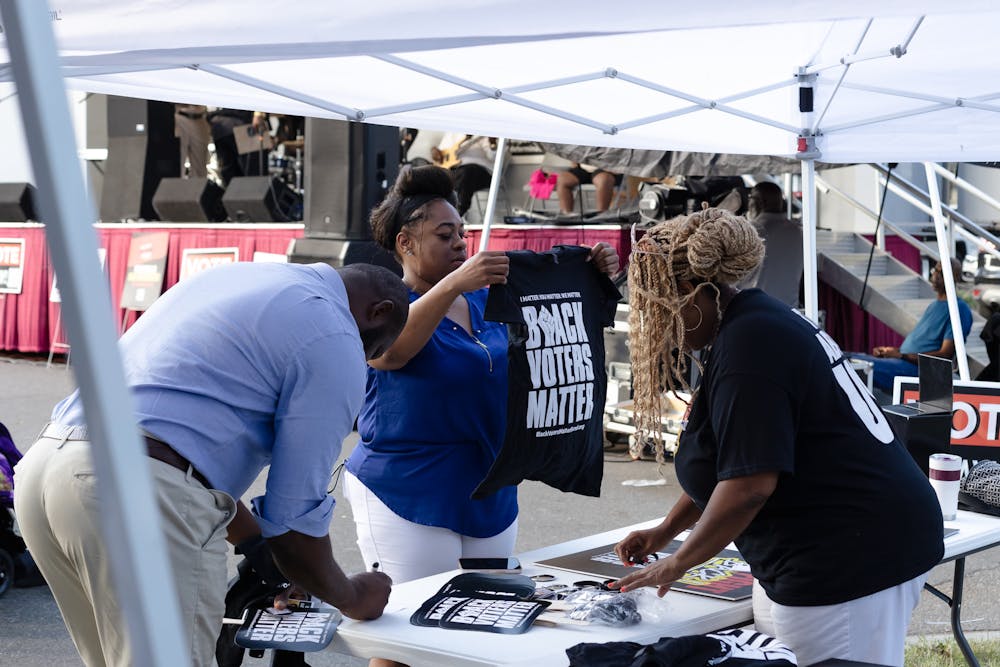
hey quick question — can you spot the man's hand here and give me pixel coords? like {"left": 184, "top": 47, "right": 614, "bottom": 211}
{"left": 872, "top": 346, "right": 901, "bottom": 358}
{"left": 339, "top": 572, "right": 393, "bottom": 620}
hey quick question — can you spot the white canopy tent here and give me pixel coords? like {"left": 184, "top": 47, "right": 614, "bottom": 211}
{"left": 2, "top": 1, "right": 998, "bottom": 663}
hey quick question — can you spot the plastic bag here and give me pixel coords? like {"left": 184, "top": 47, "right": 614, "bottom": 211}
{"left": 563, "top": 588, "right": 641, "bottom": 626}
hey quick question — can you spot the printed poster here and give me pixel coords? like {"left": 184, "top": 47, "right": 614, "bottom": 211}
{"left": 537, "top": 540, "right": 753, "bottom": 601}
{"left": 121, "top": 231, "right": 169, "bottom": 311}
{"left": 411, "top": 572, "right": 548, "bottom": 633}
{"left": 235, "top": 607, "right": 340, "bottom": 652}
{"left": 180, "top": 247, "right": 239, "bottom": 281}
{"left": 50, "top": 248, "right": 107, "bottom": 303}
{"left": 252, "top": 251, "right": 287, "bottom": 263}
{"left": 0, "top": 238, "right": 26, "bottom": 294}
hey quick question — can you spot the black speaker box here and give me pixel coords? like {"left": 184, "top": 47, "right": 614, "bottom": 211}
{"left": 303, "top": 119, "right": 400, "bottom": 240}
{"left": 0, "top": 182, "right": 38, "bottom": 222}
{"left": 883, "top": 407, "right": 953, "bottom": 476}
{"left": 222, "top": 176, "right": 301, "bottom": 223}
{"left": 287, "top": 238, "right": 402, "bottom": 273}
{"left": 100, "top": 96, "right": 180, "bottom": 221}
{"left": 153, "top": 178, "right": 227, "bottom": 222}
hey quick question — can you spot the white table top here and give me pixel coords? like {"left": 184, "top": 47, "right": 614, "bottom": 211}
{"left": 943, "top": 509, "right": 1000, "bottom": 561}
{"left": 328, "top": 511, "right": 1000, "bottom": 667}
{"left": 329, "top": 519, "right": 752, "bottom": 667}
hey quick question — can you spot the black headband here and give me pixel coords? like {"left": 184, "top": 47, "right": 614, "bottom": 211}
{"left": 391, "top": 193, "right": 443, "bottom": 239}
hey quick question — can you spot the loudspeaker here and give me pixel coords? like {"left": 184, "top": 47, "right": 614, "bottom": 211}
{"left": 883, "top": 407, "right": 953, "bottom": 476}
{"left": 222, "top": 176, "right": 301, "bottom": 222}
{"left": 287, "top": 238, "right": 402, "bottom": 273}
{"left": 303, "top": 119, "right": 400, "bottom": 240}
{"left": 152, "top": 178, "right": 227, "bottom": 222}
{"left": 100, "top": 96, "right": 180, "bottom": 221}
{"left": 0, "top": 182, "right": 38, "bottom": 221}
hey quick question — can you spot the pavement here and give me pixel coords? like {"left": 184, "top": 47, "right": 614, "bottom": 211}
{"left": 1, "top": 353, "right": 998, "bottom": 665}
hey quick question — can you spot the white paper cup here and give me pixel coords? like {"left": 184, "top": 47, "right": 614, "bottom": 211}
{"left": 929, "top": 453, "right": 963, "bottom": 521}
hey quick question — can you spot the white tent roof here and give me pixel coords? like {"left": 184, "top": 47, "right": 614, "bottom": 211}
{"left": 2, "top": 4, "right": 994, "bottom": 663}
{"left": 3, "top": 0, "right": 1000, "bottom": 162}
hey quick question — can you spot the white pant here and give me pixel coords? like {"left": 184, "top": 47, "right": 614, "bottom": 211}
{"left": 752, "top": 574, "right": 927, "bottom": 667}
{"left": 15, "top": 435, "right": 235, "bottom": 667}
{"left": 344, "top": 471, "right": 518, "bottom": 584}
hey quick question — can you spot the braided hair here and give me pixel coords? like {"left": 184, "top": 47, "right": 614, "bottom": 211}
{"left": 628, "top": 206, "right": 764, "bottom": 461}
{"left": 370, "top": 165, "right": 460, "bottom": 255}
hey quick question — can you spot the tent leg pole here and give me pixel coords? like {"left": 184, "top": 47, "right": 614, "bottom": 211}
{"left": 801, "top": 158, "right": 819, "bottom": 323}
{"left": 0, "top": 1, "right": 187, "bottom": 665}
{"left": 924, "top": 161, "right": 970, "bottom": 381}
{"left": 478, "top": 137, "right": 506, "bottom": 252}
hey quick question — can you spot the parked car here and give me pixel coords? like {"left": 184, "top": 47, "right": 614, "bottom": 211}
{"left": 978, "top": 253, "right": 1000, "bottom": 284}
{"left": 973, "top": 283, "right": 1000, "bottom": 316}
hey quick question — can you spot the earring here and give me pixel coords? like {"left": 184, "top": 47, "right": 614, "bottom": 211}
{"left": 685, "top": 304, "right": 704, "bottom": 332}
{"left": 404, "top": 249, "right": 414, "bottom": 256}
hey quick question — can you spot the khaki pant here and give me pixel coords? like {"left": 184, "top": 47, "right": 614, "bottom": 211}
{"left": 14, "top": 433, "right": 235, "bottom": 667}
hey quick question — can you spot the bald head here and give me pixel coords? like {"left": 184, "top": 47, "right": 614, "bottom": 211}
{"left": 338, "top": 264, "right": 409, "bottom": 360}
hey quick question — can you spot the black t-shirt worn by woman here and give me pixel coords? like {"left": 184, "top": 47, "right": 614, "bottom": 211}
{"left": 675, "top": 289, "right": 943, "bottom": 606}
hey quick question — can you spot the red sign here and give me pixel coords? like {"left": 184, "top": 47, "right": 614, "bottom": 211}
{"left": 898, "top": 379, "right": 1000, "bottom": 454}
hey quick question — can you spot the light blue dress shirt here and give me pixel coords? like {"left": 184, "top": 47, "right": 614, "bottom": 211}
{"left": 51, "top": 262, "right": 366, "bottom": 538}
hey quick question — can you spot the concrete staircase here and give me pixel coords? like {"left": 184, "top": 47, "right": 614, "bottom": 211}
{"left": 816, "top": 230, "right": 988, "bottom": 375}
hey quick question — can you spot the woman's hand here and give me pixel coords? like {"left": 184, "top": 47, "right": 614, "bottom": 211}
{"left": 444, "top": 250, "right": 509, "bottom": 293}
{"left": 610, "top": 555, "right": 685, "bottom": 597}
{"left": 614, "top": 526, "right": 668, "bottom": 568}
{"left": 586, "top": 242, "right": 620, "bottom": 276}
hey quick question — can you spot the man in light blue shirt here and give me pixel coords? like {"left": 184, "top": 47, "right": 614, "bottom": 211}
{"left": 14, "top": 261, "right": 408, "bottom": 666}
{"left": 855, "top": 259, "right": 973, "bottom": 394}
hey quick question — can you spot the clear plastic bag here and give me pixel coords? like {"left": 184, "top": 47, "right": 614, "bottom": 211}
{"left": 563, "top": 588, "right": 642, "bottom": 626}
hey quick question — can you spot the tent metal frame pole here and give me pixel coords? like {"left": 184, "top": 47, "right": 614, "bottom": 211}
{"left": 615, "top": 72, "right": 799, "bottom": 133}
{"left": 801, "top": 158, "right": 819, "bottom": 321}
{"left": 923, "top": 161, "right": 970, "bottom": 381}
{"left": 478, "top": 137, "right": 507, "bottom": 252}
{"left": 197, "top": 63, "right": 361, "bottom": 119}
{"left": 811, "top": 19, "right": 872, "bottom": 134}
{"left": 362, "top": 72, "right": 608, "bottom": 120}
{"left": 374, "top": 54, "right": 613, "bottom": 132}
{"left": 615, "top": 78, "right": 795, "bottom": 132}
{"left": 841, "top": 82, "right": 1000, "bottom": 108}
{"left": 0, "top": 0, "right": 187, "bottom": 665}
{"left": 804, "top": 16, "right": 924, "bottom": 74}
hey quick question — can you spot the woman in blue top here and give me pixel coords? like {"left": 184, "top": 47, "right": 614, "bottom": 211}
{"left": 344, "top": 167, "right": 617, "bottom": 609}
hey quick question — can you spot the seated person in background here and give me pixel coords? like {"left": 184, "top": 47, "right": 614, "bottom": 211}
{"left": 557, "top": 163, "right": 623, "bottom": 215}
{"left": 432, "top": 133, "right": 497, "bottom": 216}
{"left": 742, "top": 181, "right": 802, "bottom": 307}
{"left": 853, "top": 258, "right": 973, "bottom": 395}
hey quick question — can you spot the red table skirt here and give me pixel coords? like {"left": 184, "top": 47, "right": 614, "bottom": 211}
{"left": 0, "top": 223, "right": 632, "bottom": 355}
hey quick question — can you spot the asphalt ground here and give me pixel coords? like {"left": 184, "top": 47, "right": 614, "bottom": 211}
{"left": 1, "top": 353, "right": 998, "bottom": 665}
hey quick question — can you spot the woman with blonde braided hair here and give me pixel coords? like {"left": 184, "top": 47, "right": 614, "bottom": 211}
{"left": 612, "top": 207, "right": 943, "bottom": 666}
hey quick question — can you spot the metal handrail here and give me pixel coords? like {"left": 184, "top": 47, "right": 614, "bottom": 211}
{"left": 871, "top": 163, "right": 1000, "bottom": 255}
{"left": 814, "top": 174, "right": 939, "bottom": 260}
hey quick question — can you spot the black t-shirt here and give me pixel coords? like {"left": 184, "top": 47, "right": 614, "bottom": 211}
{"left": 473, "top": 245, "right": 620, "bottom": 499}
{"left": 675, "top": 289, "right": 944, "bottom": 606}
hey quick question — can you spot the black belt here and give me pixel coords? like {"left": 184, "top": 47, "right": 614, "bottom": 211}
{"left": 177, "top": 110, "right": 206, "bottom": 119}
{"left": 144, "top": 435, "right": 211, "bottom": 488}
